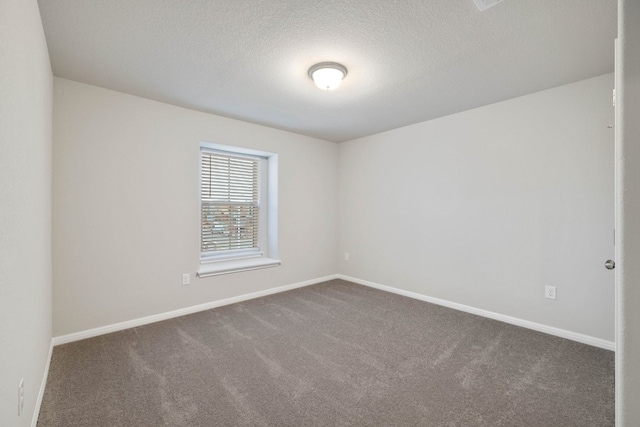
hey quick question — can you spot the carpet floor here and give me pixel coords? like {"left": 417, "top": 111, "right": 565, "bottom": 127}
{"left": 38, "top": 279, "right": 614, "bottom": 426}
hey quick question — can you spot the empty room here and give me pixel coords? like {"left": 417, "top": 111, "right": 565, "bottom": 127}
{"left": 2, "top": 0, "right": 640, "bottom": 426}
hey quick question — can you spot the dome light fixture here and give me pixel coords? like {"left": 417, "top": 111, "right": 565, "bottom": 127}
{"left": 308, "top": 62, "right": 348, "bottom": 91}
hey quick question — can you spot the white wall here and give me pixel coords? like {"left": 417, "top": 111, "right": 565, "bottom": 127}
{"left": 617, "top": 0, "right": 640, "bottom": 424}
{"left": 339, "top": 74, "right": 615, "bottom": 342}
{"left": 0, "top": 0, "right": 53, "bottom": 425}
{"left": 52, "top": 78, "right": 338, "bottom": 336}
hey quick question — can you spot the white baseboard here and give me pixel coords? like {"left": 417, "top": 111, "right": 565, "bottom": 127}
{"left": 52, "top": 274, "right": 338, "bottom": 346}
{"left": 32, "top": 340, "right": 53, "bottom": 427}
{"left": 337, "top": 274, "right": 615, "bottom": 351}
{"left": 51, "top": 272, "right": 614, "bottom": 352}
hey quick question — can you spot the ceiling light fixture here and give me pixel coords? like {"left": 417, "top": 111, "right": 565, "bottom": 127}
{"left": 308, "top": 62, "right": 348, "bottom": 91}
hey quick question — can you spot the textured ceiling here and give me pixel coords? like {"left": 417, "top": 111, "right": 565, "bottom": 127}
{"left": 38, "top": 0, "right": 616, "bottom": 142}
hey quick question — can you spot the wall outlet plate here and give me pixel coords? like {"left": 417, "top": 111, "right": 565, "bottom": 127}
{"left": 545, "top": 286, "right": 557, "bottom": 300}
{"left": 182, "top": 273, "right": 190, "bottom": 286}
{"left": 18, "top": 379, "right": 24, "bottom": 416}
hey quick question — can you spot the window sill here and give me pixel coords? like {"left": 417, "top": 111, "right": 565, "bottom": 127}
{"left": 197, "top": 257, "right": 281, "bottom": 278}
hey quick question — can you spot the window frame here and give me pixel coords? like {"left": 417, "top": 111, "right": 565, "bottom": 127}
{"left": 197, "top": 141, "right": 280, "bottom": 277}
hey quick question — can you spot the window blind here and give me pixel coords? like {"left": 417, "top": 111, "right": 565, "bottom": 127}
{"left": 201, "top": 151, "right": 260, "bottom": 255}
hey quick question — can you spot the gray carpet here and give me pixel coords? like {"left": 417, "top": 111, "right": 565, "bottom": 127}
{"left": 38, "top": 279, "right": 614, "bottom": 426}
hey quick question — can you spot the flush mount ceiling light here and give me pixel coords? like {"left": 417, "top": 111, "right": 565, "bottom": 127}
{"left": 308, "top": 62, "right": 348, "bottom": 91}
{"left": 472, "top": 0, "right": 505, "bottom": 11}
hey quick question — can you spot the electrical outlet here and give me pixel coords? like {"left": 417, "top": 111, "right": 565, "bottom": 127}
{"left": 182, "top": 273, "right": 190, "bottom": 286}
{"left": 18, "top": 379, "right": 24, "bottom": 416}
{"left": 545, "top": 286, "right": 557, "bottom": 300}
{"left": 344, "top": 252, "right": 349, "bottom": 261}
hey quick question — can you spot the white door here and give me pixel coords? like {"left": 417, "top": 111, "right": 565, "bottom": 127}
{"left": 614, "top": 1, "right": 640, "bottom": 424}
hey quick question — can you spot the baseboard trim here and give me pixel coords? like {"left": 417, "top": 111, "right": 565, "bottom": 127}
{"left": 32, "top": 339, "right": 53, "bottom": 427}
{"left": 337, "top": 274, "right": 615, "bottom": 351}
{"left": 52, "top": 274, "right": 338, "bottom": 346}
{"left": 51, "top": 272, "right": 614, "bottom": 351}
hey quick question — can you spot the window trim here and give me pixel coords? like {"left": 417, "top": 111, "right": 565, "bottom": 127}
{"left": 197, "top": 141, "right": 280, "bottom": 277}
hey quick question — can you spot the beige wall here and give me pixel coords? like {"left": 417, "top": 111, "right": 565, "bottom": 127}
{"left": 617, "top": 0, "right": 640, "bottom": 424}
{"left": 339, "top": 74, "right": 615, "bottom": 342}
{"left": 0, "top": 0, "right": 53, "bottom": 425}
{"left": 54, "top": 74, "right": 616, "bottom": 344}
{"left": 52, "top": 78, "right": 339, "bottom": 336}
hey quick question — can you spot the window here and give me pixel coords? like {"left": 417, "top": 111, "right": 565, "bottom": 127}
{"left": 200, "top": 152, "right": 260, "bottom": 257}
{"left": 198, "top": 142, "right": 280, "bottom": 277}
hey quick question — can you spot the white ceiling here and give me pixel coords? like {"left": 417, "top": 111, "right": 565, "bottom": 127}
{"left": 38, "top": 0, "right": 616, "bottom": 143}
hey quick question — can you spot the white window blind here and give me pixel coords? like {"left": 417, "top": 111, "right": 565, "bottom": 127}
{"left": 201, "top": 150, "right": 260, "bottom": 257}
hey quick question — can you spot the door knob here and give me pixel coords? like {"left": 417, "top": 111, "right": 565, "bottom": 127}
{"left": 605, "top": 260, "right": 616, "bottom": 270}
